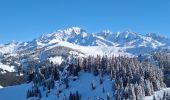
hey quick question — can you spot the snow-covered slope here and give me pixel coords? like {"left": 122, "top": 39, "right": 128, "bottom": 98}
{"left": 0, "top": 62, "right": 15, "bottom": 73}
{"left": 0, "top": 72, "right": 169, "bottom": 100}
{"left": 0, "top": 83, "right": 32, "bottom": 100}
{"left": 144, "top": 88, "right": 170, "bottom": 100}
{"left": 0, "top": 72, "right": 113, "bottom": 100}
{"left": 56, "top": 41, "right": 132, "bottom": 57}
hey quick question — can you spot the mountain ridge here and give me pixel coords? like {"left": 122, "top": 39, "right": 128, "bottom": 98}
{"left": 1, "top": 27, "right": 170, "bottom": 55}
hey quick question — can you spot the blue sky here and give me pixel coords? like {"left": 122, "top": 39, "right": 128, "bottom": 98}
{"left": 0, "top": 0, "right": 170, "bottom": 44}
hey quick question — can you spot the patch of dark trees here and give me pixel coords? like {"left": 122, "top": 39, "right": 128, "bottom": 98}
{"left": 0, "top": 72, "right": 25, "bottom": 87}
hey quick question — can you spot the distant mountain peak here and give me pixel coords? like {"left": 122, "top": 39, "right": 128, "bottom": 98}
{"left": 146, "top": 33, "right": 165, "bottom": 38}
{"left": 57, "top": 27, "right": 86, "bottom": 35}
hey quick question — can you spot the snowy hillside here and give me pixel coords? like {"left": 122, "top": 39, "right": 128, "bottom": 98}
{"left": 1, "top": 72, "right": 167, "bottom": 100}
{"left": 0, "top": 83, "right": 32, "bottom": 100}
{"left": 0, "top": 73, "right": 114, "bottom": 100}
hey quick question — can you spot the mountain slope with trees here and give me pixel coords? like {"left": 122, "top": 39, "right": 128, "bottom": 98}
{"left": 0, "top": 27, "right": 170, "bottom": 100}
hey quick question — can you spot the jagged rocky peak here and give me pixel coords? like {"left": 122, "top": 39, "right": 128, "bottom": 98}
{"left": 0, "top": 40, "right": 19, "bottom": 54}
{"left": 146, "top": 33, "right": 164, "bottom": 38}
{"left": 97, "top": 30, "right": 138, "bottom": 38}
{"left": 146, "top": 33, "right": 164, "bottom": 40}
{"left": 115, "top": 31, "right": 137, "bottom": 39}
{"left": 97, "top": 30, "right": 113, "bottom": 35}
{"left": 4, "top": 40, "right": 18, "bottom": 46}
{"left": 38, "top": 27, "right": 86, "bottom": 40}
{"left": 56, "top": 27, "right": 87, "bottom": 36}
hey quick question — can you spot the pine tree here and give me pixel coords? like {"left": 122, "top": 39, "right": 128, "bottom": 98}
{"left": 64, "top": 78, "right": 69, "bottom": 89}
{"left": 102, "top": 87, "right": 105, "bottom": 93}
{"left": 83, "top": 58, "right": 87, "bottom": 72}
{"left": 75, "top": 91, "right": 80, "bottom": 100}
{"left": 69, "top": 92, "right": 73, "bottom": 100}
{"left": 153, "top": 95, "right": 156, "bottom": 100}
{"left": 91, "top": 80, "right": 96, "bottom": 90}
{"left": 106, "top": 93, "right": 110, "bottom": 100}
{"left": 99, "top": 75, "right": 103, "bottom": 84}
{"left": 26, "top": 90, "right": 31, "bottom": 98}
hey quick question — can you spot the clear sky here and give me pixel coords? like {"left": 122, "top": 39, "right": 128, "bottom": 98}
{"left": 0, "top": 0, "right": 170, "bottom": 44}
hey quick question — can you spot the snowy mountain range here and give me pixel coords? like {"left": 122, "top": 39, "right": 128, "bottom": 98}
{"left": 0, "top": 27, "right": 170, "bottom": 73}
{"left": 1, "top": 27, "right": 170, "bottom": 55}
{"left": 0, "top": 27, "right": 170, "bottom": 100}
